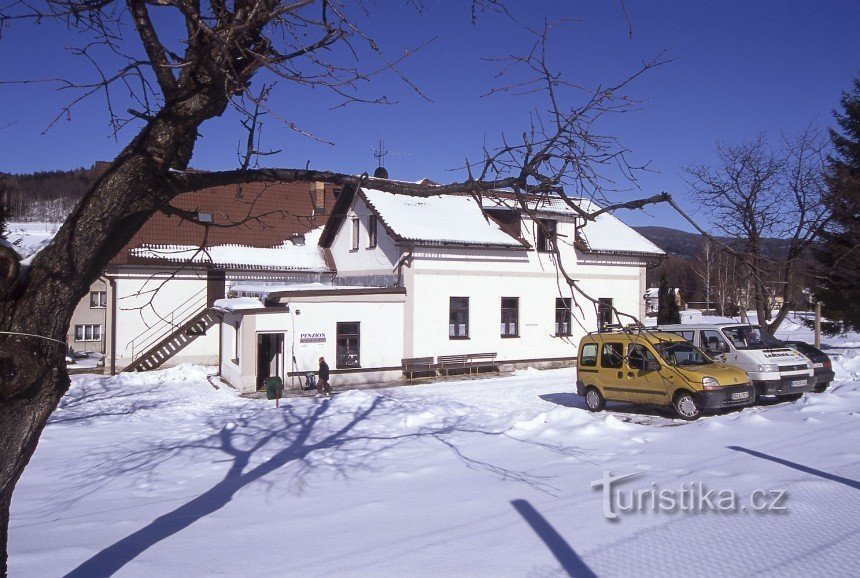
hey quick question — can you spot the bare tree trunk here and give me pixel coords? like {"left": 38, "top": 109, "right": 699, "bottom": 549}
{"left": 0, "top": 64, "right": 231, "bottom": 569}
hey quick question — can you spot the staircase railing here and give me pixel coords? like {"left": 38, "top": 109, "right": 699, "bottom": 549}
{"left": 122, "top": 308, "right": 221, "bottom": 372}
{"left": 126, "top": 286, "right": 208, "bottom": 364}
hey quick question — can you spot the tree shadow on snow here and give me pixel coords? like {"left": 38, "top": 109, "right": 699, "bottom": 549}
{"left": 49, "top": 379, "right": 168, "bottom": 425}
{"left": 728, "top": 446, "right": 860, "bottom": 490}
{"left": 64, "top": 394, "right": 552, "bottom": 577}
{"left": 511, "top": 499, "right": 596, "bottom": 578}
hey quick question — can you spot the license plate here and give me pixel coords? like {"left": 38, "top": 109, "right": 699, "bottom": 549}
{"left": 791, "top": 379, "right": 807, "bottom": 387}
{"left": 731, "top": 391, "right": 749, "bottom": 400}
{"left": 813, "top": 362, "right": 823, "bottom": 368}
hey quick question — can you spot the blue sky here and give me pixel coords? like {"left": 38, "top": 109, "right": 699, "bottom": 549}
{"left": 1, "top": 1, "right": 857, "bottom": 230}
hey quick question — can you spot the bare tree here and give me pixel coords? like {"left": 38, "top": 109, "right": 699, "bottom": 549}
{"left": 692, "top": 237, "right": 714, "bottom": 310}
{"left": 0, "top": 1, "right": 674, "bottom": 571}
{"left": 684, "top": 131, "right": 829, "bottom": 334}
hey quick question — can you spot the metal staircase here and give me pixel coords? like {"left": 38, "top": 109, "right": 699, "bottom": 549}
{"left": 122, "top": 307, "right": 222, "bottom": 373}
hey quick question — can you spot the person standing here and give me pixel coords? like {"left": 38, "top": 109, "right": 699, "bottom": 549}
{"left": 317, "top": 356, "right": 332, "bottom": 398}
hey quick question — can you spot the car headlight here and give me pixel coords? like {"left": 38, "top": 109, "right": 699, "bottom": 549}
{"left": 702, "top": 376, "right": 721, "bottom": 390}
{"left": 756, "top": 363, "right": 779, "bottom": 373}
{"left": 806, "top": 362, "right": 813, "bottom": 369}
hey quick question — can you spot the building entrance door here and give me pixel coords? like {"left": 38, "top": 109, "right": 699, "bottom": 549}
{"left": 256, "top": 333, "right": 284, "bottom": 391}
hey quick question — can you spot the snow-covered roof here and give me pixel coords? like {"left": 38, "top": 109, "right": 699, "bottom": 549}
{"left": 361, "top": 188, "right": 525, "bottom": 248}
{"left": 213, "top": 297, "right": 266, "bottom": 312}
{"left": 129, "top": 227, "right": 331, "bottom": 271}
{"left": 572, "top": 198, "right": 663, "bottom": 256}
{"left": 483, "top": 195, "right": 664, "bottom": 256}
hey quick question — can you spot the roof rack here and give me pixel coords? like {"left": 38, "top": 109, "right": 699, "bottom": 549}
{"left": 584, "top": 325, "right": 664, "bottom": 337}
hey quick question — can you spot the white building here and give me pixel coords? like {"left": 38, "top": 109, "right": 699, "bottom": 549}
{"left": 217, "top": 185, "right": 664, "bottom": 393}
{"left": 68, "top": 180, "right": 338, "bottom": 373}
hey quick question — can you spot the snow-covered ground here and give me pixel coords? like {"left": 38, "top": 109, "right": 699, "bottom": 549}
{"left": 10, "top": 329, "right": 860, "bottom": 576}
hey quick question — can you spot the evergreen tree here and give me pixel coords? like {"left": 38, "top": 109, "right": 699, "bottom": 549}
{"left": 667, "top": 288, "right": 682, "bottom": 324}
{"left": 657, "top": 274, "right": 671, "bottom": 324}
{"left": 815, "top": 77, "right": 860, "bottom": 331}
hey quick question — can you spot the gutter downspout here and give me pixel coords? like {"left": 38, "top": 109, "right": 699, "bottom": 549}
{"left": 393, "top": 248, "right": 413, "bottom": 287}
{"left": 108, "top": 274, "right": 117, "bottom": 375}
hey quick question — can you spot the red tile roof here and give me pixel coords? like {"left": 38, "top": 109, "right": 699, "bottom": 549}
{"left": 112, "top": 181, "right": 337, "bottom": 265}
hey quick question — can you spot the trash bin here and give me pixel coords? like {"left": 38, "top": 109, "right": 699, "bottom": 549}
{"left": 264, "top": 376, "right": 284, "bottom": 400}
{"left": 305, "top": 372, "right": 317, "bottom": 390}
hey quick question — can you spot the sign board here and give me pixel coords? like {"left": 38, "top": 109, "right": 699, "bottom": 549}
{"left": 300, "top": 332, "right": 326, "bottom": 344}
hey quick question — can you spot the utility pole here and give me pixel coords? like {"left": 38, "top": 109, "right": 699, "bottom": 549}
{"left": 814, "top": 301, "right": 822, "bottom": 349}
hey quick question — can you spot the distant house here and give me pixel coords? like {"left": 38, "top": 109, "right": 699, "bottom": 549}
{"left": 217, "top": 185, "right": 665, "bottom": 393}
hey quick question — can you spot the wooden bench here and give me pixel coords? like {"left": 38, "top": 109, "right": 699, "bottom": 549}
{"left": 402, "top": 357, "right": 438, "bottom": 381}
{"left": 438, "top": 353, "right": 498, "bottom": 376}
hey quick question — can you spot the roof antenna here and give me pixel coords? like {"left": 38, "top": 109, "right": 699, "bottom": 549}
{"left": 373, "top": 139, "right": 389, "bottom": 179}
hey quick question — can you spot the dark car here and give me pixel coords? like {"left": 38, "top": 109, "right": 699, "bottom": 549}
{"left": 784, "top": 341, "right": 834, "bottom": 392}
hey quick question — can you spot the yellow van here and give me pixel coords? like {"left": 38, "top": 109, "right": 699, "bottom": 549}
{"left": 576, "top": 330, "right": 754, "bottom": 420}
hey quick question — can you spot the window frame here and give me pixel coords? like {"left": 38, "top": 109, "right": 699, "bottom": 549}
{"left": 74, "top": 324, "right": 102, "bottom": 342}
{"left": 367, "top": 215, "right": 377, "bottom": 248}
{"left": 580, "top": 343, "right": 598, "bottom": 367}
{"left": 597, "top": 297, "right": 613, "bottom": 332}
{"left": 600, "top": 342, "right": 624, "bottom": 369}
{"left": 500, "top": 297, "right": 519, "bottom": 338}
{"left": 89, "top": 291, "right": 107, "bottom": 308}
{"left": 555, "top": 297, "right": 572, "bottom": 336}
{"left": 449, "top": 297, "right": 470, "bottom": 339}
{"left": 536, "top": 219, "right": 557, "bottom": 253}
{"left": 350, "top": 217, "right": 359, "bottom": 251}
{"left": 336, "top": 321, "right": 361, "bottom": 369}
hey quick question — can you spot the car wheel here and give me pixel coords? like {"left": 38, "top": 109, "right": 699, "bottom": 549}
{"left": 781, "top": 392, "right": 803, "bottom": 402}
{"left": 813, "top": 384, "right": 830, "bottom": 393}
{"left": 585, "top": 387, "right": 606, "bottom": 412}
{"left": 673, "top": 391, "right": 701, "bottom": 421}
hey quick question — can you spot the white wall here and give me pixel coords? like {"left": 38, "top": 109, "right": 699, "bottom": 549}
{"left": 221, "top": 296, "right": 405, "bottom": 393}
{"left": 110, "top": 267, "right": 218, "bottom": 369}
{"left": 329, "top": 195, "right": 400, "bottom": 276}
{"left": 402, "top": 244, "right": 647, "bottom": 362}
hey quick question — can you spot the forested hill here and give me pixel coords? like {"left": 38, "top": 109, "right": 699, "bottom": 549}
{"left": 633, "top": 226, "right": 792, "bottom": 260}
{"left": 0, "top": 163, "right": 107, "bottom": 221}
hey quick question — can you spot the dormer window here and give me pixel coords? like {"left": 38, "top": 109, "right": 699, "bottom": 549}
{"left": 536, "top": 219, "right": 557, "bottom": 252}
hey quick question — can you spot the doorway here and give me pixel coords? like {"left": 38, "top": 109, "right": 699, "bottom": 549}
{"left": 256, "top": 333, "right": 284, "bottom": 391}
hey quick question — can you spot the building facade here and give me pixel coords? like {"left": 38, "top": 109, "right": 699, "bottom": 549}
{"left": 217, "top": 185, "right": 664, "bottom": 393}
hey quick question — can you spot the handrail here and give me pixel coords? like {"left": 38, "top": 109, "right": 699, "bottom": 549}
{"left": 126, "top": 286, "right": 208, "bottom": 361}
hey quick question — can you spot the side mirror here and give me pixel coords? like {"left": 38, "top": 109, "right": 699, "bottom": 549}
{"left": 644, "top": 360, "right": 661, "bottom": 372}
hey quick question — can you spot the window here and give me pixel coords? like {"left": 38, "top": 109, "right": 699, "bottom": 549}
{"left": 597, "top": 298, "right": 613, "bottom": 332}
{"left": 501, "top": 297, "right": 519, "bottom": 337}
{"left": 368, "top": 215, "right": 377, "bottom": 248}
{"left": 536, "top": 219, "right": 557, "bottom": 253}
{"left": 74, "top": 324, "right": 102, "bottom": 342}
{"left": 89, "top": 291, "right": 107, "bottom": 308}
{"left": 336, "top": 322, "right": 360, "bottom": 368}
{"left": 700, "top": 330, "right": 729, "bottom": 356}
{"left": 580, "top": 343, "right": 598, "bottom": 366}
{"left": 350, "top": 218, "right": 359, "bottom": 250}
{"left": 555, "top": 298, "right": 572, "bottom": 336}
{"left": 627, "top": 344, "right": 658, "bottom": 370}
{"left": 600, "top": 342, "right": 623, "bottom": 368}
{"left": 666, "top": 330, "right": 695, "bottom": 342}
{"left": 449, "top": 297, "right": 469, "bottom": 339}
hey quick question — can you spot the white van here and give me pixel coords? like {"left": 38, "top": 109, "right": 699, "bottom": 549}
{"left": 655, "top": 323, "right": 814, "bottom": 401}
